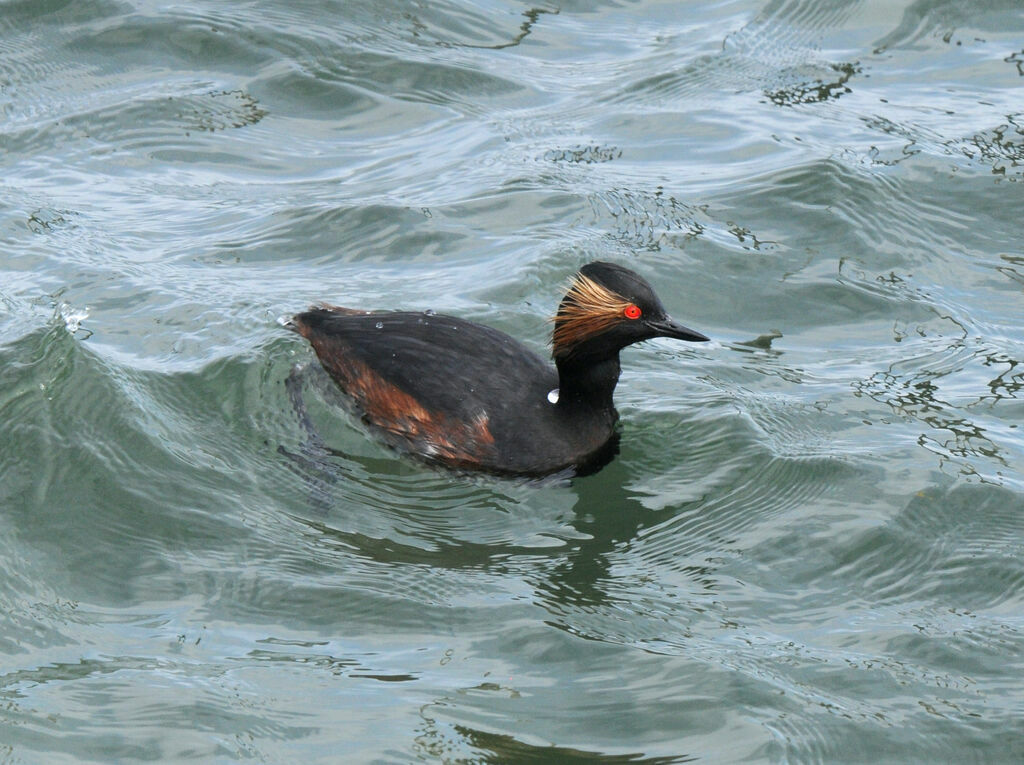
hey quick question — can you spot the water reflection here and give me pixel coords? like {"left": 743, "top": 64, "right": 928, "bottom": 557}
{"left": 764, "top": 61, "right": 861, "bottom": 107}
{"left": 414, "top": 719, "right": 695, "bottom": 764}
{"left": 950, "top": 113, "right": 1024, "bottom": 180}
{"left": 852, "top": 338, "right": 1020, "bottom": 484}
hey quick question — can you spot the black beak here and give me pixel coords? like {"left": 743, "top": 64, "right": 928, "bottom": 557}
{"left": 648, "top": 316, "right": 710, "bottom": 343}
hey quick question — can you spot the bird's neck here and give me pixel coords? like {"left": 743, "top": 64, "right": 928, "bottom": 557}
{"left": 556, "top": 355, "right": 621, "bottom": 410}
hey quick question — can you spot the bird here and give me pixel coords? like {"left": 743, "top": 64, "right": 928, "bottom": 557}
{"left": 287, "top": 261, "right": 708, "bottom": 477}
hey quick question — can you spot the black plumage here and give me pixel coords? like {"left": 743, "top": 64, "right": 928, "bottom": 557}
{"left": 288, "top": 261, "right": 708, "bottom": 476}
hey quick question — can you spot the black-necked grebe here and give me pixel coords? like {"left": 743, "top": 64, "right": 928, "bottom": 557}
{"left": 287, "top": 261, "right": 708, "bottom": 477}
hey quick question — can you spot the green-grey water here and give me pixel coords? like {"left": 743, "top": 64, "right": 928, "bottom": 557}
{"left": 3, "top": 0, "right": 1024, "bottom": 761}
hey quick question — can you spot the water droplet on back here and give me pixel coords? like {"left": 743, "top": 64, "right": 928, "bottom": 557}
{"left": 547, "top": 388, "right": 560, "bottom": 404}
{"left": 375, "top": 321, "right": 383, "bottom": 329}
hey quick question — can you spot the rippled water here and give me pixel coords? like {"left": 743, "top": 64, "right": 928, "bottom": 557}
{"left": 3, "top": 0, "right": 1024, "bottom": 761}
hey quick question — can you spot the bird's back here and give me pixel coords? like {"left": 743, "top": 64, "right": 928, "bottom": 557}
{"left": 290, "top": 307, "right": 600, "bottom": 473}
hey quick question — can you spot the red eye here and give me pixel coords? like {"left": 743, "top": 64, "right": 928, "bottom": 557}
{"left": 624, "top": 304, "right": 642, "bottom": 320}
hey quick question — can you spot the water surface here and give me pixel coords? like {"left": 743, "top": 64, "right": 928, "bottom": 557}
{"left": 2, "top": 0, "right": 1024, "bottom": 761}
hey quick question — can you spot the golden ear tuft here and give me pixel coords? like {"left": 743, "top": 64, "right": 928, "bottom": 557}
{"left": 551, "top": 273, "right": 633, "bottom": 355}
